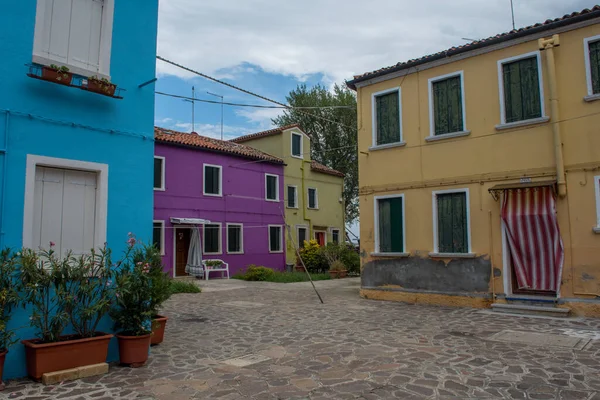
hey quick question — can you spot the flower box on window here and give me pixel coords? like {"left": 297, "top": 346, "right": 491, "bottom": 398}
{"left": 40, "top": 65, "right": 73, "bottom": 86}
{"left": 84, "top": 76, "right": 117, "bottom": 97}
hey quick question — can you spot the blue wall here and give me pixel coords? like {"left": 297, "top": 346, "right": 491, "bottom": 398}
{"left": 0, "top": 0, "right": 159, "bottom": 379}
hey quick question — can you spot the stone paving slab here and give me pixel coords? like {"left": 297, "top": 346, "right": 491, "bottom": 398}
{"left": 2, "top": 277, "right": 600, "bottom": 399}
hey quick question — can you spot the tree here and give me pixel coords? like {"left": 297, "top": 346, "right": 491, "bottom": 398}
{"left": 273, "top": 84, "right": 358, "bottom": 223}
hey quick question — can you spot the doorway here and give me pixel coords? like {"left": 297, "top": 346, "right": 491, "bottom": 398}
{"left": 314, "top": 230, "right": 326, "bottom": 246}
{"left": 174, "top": 226, "right": 191, "bottom": 277}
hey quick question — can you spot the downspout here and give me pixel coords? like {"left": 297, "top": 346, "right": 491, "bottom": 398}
{"left": 0, "top": 110, "right": 9, "bottom": 248}
{"left": 301, "top": 160, "right": 312, "bottom": 236}
{"left": 539, "top": 35, "right": 567, "bottom": 198}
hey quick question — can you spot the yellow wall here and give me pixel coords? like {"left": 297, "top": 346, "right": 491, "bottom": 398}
{"left": 239, "top": 127, "right": 345, "bottom": 264}
{"left": 355, "top": 23, "right": 600, "bottom": 313}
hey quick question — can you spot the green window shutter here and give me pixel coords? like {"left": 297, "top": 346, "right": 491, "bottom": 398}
{"left": 153, "top": 158, "right": 163, "bottom": 189}
{"left": 287, "top": 186, "right": 296, "bottom": 207}
{"left": 292, "top": 134, "right": 302, "bottom": 156}
{"left": 152, "top": 223, "right": 162, "bottom": 251}
{"left": 266, "top": 175, "right": 277, "bottom": 200}
{"left": 205, "top": 224, "right": 220, "bottom": 253}
{"left": 269, "top": 226, "right": 281, "bottom": 251}
{"left": 503, "top": 57, "right": 541, "bottom": 123}
{"left": 377, "top": 197, "right": 403, "bottom": 253}
{"left": 308, "top": 189, "right": 316, "bottom": 208}
{"left": 433, "top": 76, "right": 463, "bottom": 135}
{"left": 590, "top": 40, "right": 600, "bottom": 94}
{"left": 437, "top": 193, "right": 468, "bottom": 253}
{"left": 375, "top": 91, "right": 400, "bottom": 145}
{"left": 298, "top": 228, "right": 307, "bottom": 248}
{"left": 205, "top": 167, "right": 221, "bottom": 195}
{"left": 228, "top": 225, "right": 241, "bottom": 253}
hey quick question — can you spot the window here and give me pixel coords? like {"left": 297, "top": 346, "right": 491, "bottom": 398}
{"left": 227, "top": 224, "right": 243, "bottom": 254}
{"left": 331, "top": 229, "right": 341, "bottom": 244}
{"left": 287, "top": 185, "right": 298, "bottom": 208}
{"left": 265, "top": 174, "right": 279, "bottom": 201}
{"left": 308, "top": 188, "right": 318, "bottom": 209}
{"left": 433, "top": 189, "right": 470, "bottom": 254}
{"left": 429, "top": 72, "right": 466, "bottom": 136}
{"left": 372, "top": 88, "right": 402, "bottom": 147}
{"left": 33, "top": 0, "right": 114, "bottom": 78}
{"left": 203, "top": 224, "right": 221, "bottom": 254}
{"left": 498, "top": 52, "right": 544, "bottom": 124}
{"left": 153, "top": 221, "right": 164, "bottom": 255}
{"left": 269, "top": 225, "right": 283, "bottom": 253}
{"left": 594, "top": 176, "right": 600, "bottom": 233}
{"left": 291, "top": 133, "right": 303, "bottom": 158}
{"left": 375, "top": 195, "right": 405, "bottom": 253}
{"left": 297, "top": 226, "right": 307, "bottom": 248}
{"left": 584, "top": 35, "right": 600, "bottom": 98}
{"left": 154, "top": 156, "right": 165, "bottom": 191}
{"left": 203, "top": 164, "right": 222, "bottom": 196}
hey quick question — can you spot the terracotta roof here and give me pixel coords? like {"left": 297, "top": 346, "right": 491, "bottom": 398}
{"left": 311, "top": 160, "right": 344, "bottom": 178}
{"left": 230, "top": 124, "right": 302, "bottom": 143}
{"left": 347, "top": 5, "right": 600, "bottom": 89}
{"left": 154, "top": 127, "right": 284, "bottom": 164}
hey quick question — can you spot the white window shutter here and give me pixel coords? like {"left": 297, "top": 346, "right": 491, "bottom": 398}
{"left": 33, "top": 167, "right": 65, "bottom": 255}
{"left": 68, "top": 0, "right": 104, "bottom": 73}
{"left": 34, "top": 0, "right": 73, "bottom": 63}
{"left": 61, "top": 170, "right": 97, "bottom": 256}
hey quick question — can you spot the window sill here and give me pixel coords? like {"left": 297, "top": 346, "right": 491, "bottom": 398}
{"left": 286, "top": 206, "right": 299, "bottom": 209}
{"left": 370, "top": 252, "right": 410, "bottom": 258}
{"left": 425, "top": 130, "right": 471, "bottom": 142}
{"left": 307, "top": 207, "right": 319, "bottom": 210}
{"left": 266, "top": 198, "right": 280, "bottom": 203}
{"left": 32, "top": 54, "right": 110, "bottom": 81}
{"left": 291, "top": 155, "right": 303, "bottom": 159}
{"left": 204, "top": 193, "right": 223, "bottom": 198}
{"left": 368, "top": 141, "right": 407, "bottom": 151}
{"left": 593, "top": 227, "right": 600, "bottom": 234}
{"left": 429, "top": 252, "right": 477, "bottom": 259}
{"left": 227, "top": 252, "right": 244, "bottom": 255}
{"left": 269, "top": 250, "right": 284, "bottom": 254}
{"left": 584, "top": 94, "right": 600, "bottom": 102}
{"left": 154, "top": 187, "right": 165, "bottom": 192}
{"left": 495, "top": 117, "right": 550, "bottom": 131}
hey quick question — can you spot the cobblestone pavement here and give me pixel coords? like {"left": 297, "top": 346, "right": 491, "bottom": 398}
{"left": 3, "top": 278, "right": 600, "bottom": 399}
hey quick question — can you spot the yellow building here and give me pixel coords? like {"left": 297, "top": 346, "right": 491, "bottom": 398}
{"left": 232, "top": 124, "right": 345, "bottom": 265}
{"left": 347, "top": 7, "right": 600, "bottom": 316}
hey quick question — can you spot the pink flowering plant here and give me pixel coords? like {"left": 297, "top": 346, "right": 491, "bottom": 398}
{"left": 133, "top": 244, "right": 171, "bottom": 319}
{"left": 0, "top": 249, "right": 22, "bottom": 351}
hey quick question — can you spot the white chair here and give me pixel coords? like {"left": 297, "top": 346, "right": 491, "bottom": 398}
{"left": 202, "top": 259, "right": 230, "bottom": 280}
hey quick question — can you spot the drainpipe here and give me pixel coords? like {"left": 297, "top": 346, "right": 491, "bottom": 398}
{"left": 539, "top": 35, "right": 567, "bottom": 198}
{"left": 0, "top": 110, "right": 9, "bottom": 248}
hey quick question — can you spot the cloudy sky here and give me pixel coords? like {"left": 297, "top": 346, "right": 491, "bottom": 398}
{"left": 154, "top": 0, "right": 595, "bottom": 139}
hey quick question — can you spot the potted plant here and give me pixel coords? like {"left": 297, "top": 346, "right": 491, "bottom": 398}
{"left": 20, "top": 244, "right": 117, "bottom": 380}
{"left": 41, "top": 64, "right": 73, "bottom": 86}
{"left": 321, "top": 243, "right": 348, "bottom": 279}
{"left": 0, "top": 249, "right": 21, "bottom": 389}
{"left": 85, "top": 76, "right": 116, "bottom": 97}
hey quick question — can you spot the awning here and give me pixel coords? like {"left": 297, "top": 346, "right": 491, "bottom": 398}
{"left": 170, "top": 217, "right": 211, "bottom": 225}
{"left": 488, "top": 180, "right": 556, "bottom": 201}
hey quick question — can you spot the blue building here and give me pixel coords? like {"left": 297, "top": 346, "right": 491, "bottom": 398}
{"left": 0, "top": 0, "right": 159, "bottom": 379}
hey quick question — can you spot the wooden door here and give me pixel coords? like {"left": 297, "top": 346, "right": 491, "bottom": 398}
{"left": 315, "top": 231, "right": 325, "bottom": 246}
{"left": 175, "top": 228, "right": 191, "bottom": 277}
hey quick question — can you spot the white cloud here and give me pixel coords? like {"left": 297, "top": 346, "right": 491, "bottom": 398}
{"left": 157, "top": 0, "right": 593, "bottom": 85}
{"left": 156, "top": 120, "right": 253, "bottom": 140}
{"left": 235, "top": 108, "right": 284, "bottom": 130}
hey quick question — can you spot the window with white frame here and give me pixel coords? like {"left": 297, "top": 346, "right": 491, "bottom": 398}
{"left": 429, "top": 72, "right": 466, "bottom": 136}
{"left": 227, "top": 224, "right": 243, "bottom": 254}
{"left": 297, "top": 226, "right": 307, "bottom": 248}
{"left": 269, "top": 225, "right": 283, "bottom": 253}
{"left": 154, "top": 156, "right": 165, "bottom": 191}
{"left": 291, "top": 132, "right": 303, "bottom": 158}
{"left": 204, "top": 223, "right": 221, "bottom": 254}
{"left": 375, "top": 195, "right": 405, "bottom": 253}
{"left": 372, "top": 87, "right": 402, "bottom": 147}
{"left": 265, "top": 174, "right": 279, "bottom": 201}
{"left": 594, "top": 176, "right": 600, "bottom": 232}
{"left": 433, "top": 189, "right": 470, "bottom": 254}
{"left": 33, "top": 0, "right": 114, "bottom": 78}
{"left": 287, "top": 185, "right": 298, "bottom": 208}
{"left": 584, "top": 35, "right": 600, "bottom": 97}
{"left": 331, "top": 229, "right": 341, "bottom": 244}
{"left": 152, "top": 221, "right": 164, "bottom": 255}
{"left": 203, "top": 164, "right": 222, "bottom": 196}
{"left": 498, "top": 52, "right": 544, "bottom": 124}
{"left": 307, "top": 188, "right": 318, "bottom": 209}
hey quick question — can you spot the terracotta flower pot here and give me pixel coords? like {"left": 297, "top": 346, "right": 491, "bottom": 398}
{"left": 85, "top": 80, "right": 116, "bottom": 97}
{"left": 21, "top": 333, "right": 113, "bottom": 381}
{"left": 339, "top": 270, "right": 348, "bottom": 278}
{"left": 0, "top": 349, "right": 7, "bottom": 389}
{"left": 116, "top": 334, "right": 151, "bottom": 368}
{"left": 329, "top": 270, "right": 339, "bottom": 279}
{"left": 41, "top": 66, "right": 73, "bottom": 86}
{"left": 295, "top": 265, "right": 305, "bottom": 272}
{"left": 151, "top": 315, "right": 168, "bottom": 346}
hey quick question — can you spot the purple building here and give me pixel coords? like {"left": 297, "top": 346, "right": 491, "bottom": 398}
{"left": 153, "top": 127, "right": 286, "bottom": 277}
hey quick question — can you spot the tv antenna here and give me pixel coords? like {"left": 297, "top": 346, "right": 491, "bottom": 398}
{"left": 510, "top": 0, "right": 516, "bottom": 30}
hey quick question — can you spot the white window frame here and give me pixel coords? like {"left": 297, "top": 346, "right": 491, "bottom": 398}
{"left": 584, "top": 35, "right": 600, "bottom": 100}
{"left": 427, "top": 71, "right": 469, "bottom": 139}
{"left": 371, "top": 87, "right": 403, "bottom": 149}
{"left": 431, "top": 188, "right": 474, "bottom": 257}
{"left": 373, "top": 194, "right": 407, "bottom": 256}
{"left": 154, "top": 156, "right": 165, "bottom": 191}
{"left": 226, "top": 223, "right": 244, "bottom": 254}
{"left": 291, "top": 132, "right": 303, "bottom": 159}
{"left": 268, "top": 224, "right": 284, "bottom": 253}
{"left": 497, "top": 51, "right": 546, "bottom": 126}
{"left": 286, "top": 185, "right": 298, "bottom": 208}
{"left": 330, "top": 228, "right": 341, "bottom": 244}
{"left": 203, "top": 222, "right": 222, "bottom": 255}
{"left": 153, "top": 220, "right": 165, "bottom": 256}
{"left": 203, "top": 164, "right": 223, "bottom": 197}
{"left": 32, "top": 0, "right": 115, "bottom": 79}
{"left": 307, "top": 187, "right": 319, "bottom": 210}
{"left": 594, "top": 176, "right": 600, "bottom": 233}
{"left": 22, "top": 155, "right": 108, "bottom": 250}
{"left": 296, "top": 225, "right": 308, "bottom": 248}
{"left": 265, "top": 173, "right": 280, "bottom": 202}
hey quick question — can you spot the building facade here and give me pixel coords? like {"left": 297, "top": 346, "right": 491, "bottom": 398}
{"left": 154, "top": 128, "right": 286, "bottom": 276}
{"left": 0, "top": 0, "right": 159, "bottom": 379}
{"left": 347, "top": 7, "right": 600, "bottom": 316}
{"left": 232, "top": 125, "right": 345, "bottom": 265}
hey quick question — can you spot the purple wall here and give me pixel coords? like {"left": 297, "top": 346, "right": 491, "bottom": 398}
{"left": 154, "top": 142, "right": 286, "bottom": 277}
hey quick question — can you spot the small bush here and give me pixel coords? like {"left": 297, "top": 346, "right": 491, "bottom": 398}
{"left": 169, "top": 280, "right": 201, "bottom": 295}
{"left": 243, "top": 265, "right": 276, "bottom": 281}
{"left": 299, "top": 240, "right": 328, "bottom": 273}
{"left": 340, "top": 245, "right": 360, "bottom": 275}
{"left": 329, "top": 259, "right": 345, "bottom": 272}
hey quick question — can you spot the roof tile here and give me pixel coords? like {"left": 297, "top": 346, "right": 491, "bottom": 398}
{"left": 230, "top": 124, "right": 302, "bottom": 143}
{"left": 311, "top": 160, "right": 344, "bottom": 178}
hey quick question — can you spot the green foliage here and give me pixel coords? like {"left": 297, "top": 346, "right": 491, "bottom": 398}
{"left": 0, "top": 249, "right": 21, "bottom": 350}
{"left": 204, "top": 260, "right": 224, "bottom": 268}
{"left": 339, "top": 245, "right": 360, "bottom": 275}
{"left": 329, "top": 260, "right": 345, "bottom": 272}
{"left": 49, "top": 64, "right": 70, "bottom": 73}
{"left": 168, "top": 280, "right": 201, "bottom": 295}
{"left": 298, "top": 240, "right": 328, "bottom": 273}
{"left": 232, "top": 269, "right": 330, "bottom": 283}
{"left": 241, "top": 265, "right": 276, "bottom": 281}
{"left": 273, "top": 83, "right": 358, "bottom": 222}
{"left": 133, "top": 244, "right": 171, "bottom": 317}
